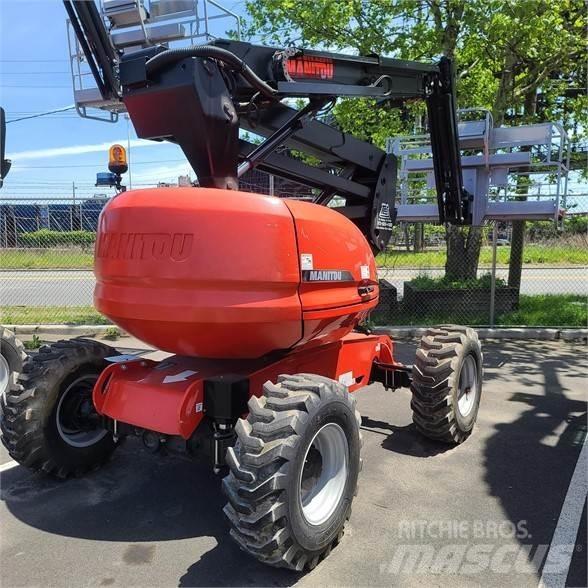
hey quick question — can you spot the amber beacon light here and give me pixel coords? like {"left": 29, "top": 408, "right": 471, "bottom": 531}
{"left": 108, "top": 144, "right": 128, "bottom": 175}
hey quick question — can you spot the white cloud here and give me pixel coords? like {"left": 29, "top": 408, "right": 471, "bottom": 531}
{"left": 8, "top": 139, "right": 158, "bottom": 162}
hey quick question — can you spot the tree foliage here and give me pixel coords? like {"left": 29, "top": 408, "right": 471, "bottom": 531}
{"left": 243, "top": 0, "right": 586, "bottom": 132}
{"left": 241, "top": 0, "right": 587, "bottom": 280}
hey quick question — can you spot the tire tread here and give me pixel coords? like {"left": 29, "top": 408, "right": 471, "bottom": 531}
{"left": 223, "top": 374, "right": 361, "bottom": 571}
{"left": 410, "top": 325, "right": 482, "bottom": 444}
{"left": 0, "top": 337, "right": 119, "bottom": 478}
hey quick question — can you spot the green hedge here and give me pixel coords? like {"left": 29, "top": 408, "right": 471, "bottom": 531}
{"left": 407, "top": 272, "right": 507, "bottom": 290}
{"left": 19, "top": 229, "right": 96, "bottom": 248}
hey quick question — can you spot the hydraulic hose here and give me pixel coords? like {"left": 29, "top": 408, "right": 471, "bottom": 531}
{"left": 145, "top": 45, "right": 277, "bottom": 99}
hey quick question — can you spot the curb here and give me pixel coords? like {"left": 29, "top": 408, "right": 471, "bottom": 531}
{"left": 6, "top": 325, "right": 126, "bottom": 337}
{"left": 372, "top": 326, "right": 587, "bottom": 342}
{"left": 6, "top": 324, "right": 587, "bottom": 342}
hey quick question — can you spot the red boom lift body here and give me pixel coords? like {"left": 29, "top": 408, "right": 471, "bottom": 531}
{"left": 93, "top": 187, "right": 395, "bottom": 439}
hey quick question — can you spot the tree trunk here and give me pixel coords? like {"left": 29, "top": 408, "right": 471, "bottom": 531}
{"left": 492, "top": 49, "right": 517, "bottom": 126}
{"left": 431, "top": 0, "right": 484, "bottom": 281}
{"left": 507, "top": 89, "right": 538, "bottom": 289}
{"left": 414, "top": 223, "right": 424, "bottom": 252}
{"left": 508, "top": 221, "right": 525, "bottom": 289}
{"left": 445, "top": 225, "right": 483, "bottom": 281}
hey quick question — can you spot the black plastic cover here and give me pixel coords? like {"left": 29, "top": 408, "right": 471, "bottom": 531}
{"left": 204, "top": 375, "right": 250, "bottom": 421}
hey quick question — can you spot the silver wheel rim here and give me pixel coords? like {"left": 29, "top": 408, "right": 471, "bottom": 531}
{"left": 0, "top": 353, "right": 10, "bottom": 397}
{"left": 299, "top": 422, "right": 349, "bottom": 526}
{"left": 55, "top": 374, "right": 108, "bottom": 448}
{"left": 457, "top": 354, "right": 478, "bottom": 417}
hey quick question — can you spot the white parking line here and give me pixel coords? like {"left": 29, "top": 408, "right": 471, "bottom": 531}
{"left": 539, "top": 436, "right": 588, "bottom": 588}
{"left": 0, "top": 460, "right": 19, "bottom": 473}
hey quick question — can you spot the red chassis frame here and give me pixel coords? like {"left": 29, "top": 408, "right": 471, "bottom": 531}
{"left": 93, "top": 332, "right": 404, "bottom": 440}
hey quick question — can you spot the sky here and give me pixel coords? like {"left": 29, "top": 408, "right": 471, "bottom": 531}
{"left": 0, "top": 0, "right": 583, "bottom": 209}
{"left": 0, "top": 0, "right": 248, "bottom": 202}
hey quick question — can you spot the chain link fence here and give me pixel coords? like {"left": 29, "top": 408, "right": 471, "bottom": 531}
{"left": 372, "top": 215, "right": 587, "bottom": 327}
{"left": 1, "top": 187, "right": 586, "bottom": 328}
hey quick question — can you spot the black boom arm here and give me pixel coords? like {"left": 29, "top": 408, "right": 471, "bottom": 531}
{"left": 64, "top": 1, "right": 472, "bottom": 250}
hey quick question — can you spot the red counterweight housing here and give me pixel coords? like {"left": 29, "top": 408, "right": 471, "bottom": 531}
{"left": 94, "top": 188, "right": 379, "bottom": 358}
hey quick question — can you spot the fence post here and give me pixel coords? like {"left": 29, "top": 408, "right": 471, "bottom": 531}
{"left": 269, "top": 174, "right": 274, "bottom": 197}
{"left": 489, "top": 222, "right": 498, "bottom": 327}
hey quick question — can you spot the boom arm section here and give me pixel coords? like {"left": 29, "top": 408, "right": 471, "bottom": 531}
{"left": 63, "top": 0, "right": 472, "bottom": 250}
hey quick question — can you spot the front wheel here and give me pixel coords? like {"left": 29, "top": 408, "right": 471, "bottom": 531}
{"left": 0, "top": 338, "right": 121, "bottom": 478}
{"left": 223, "top": 374, "right": 362, "bottom": 571}
{"left": 411, "top": 325, "right": 483, "bottom": 444}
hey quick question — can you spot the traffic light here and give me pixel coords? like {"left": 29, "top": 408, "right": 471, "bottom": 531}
{"left": 108, "top": 144, "right": 128, "bottom": 175}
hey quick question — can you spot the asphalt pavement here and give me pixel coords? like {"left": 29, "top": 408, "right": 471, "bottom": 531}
{"left": 0, "top": 339, "right": 586, "bottom": 587}
{"left": 1, "top": 267, "right": 587, "bottom": 306}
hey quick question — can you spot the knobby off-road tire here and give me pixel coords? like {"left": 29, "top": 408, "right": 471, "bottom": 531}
{"left": 223, "top": 374, "right": 362, "bottom": 571}
{"left": 411, "top": 325, "right": 483, "bottom": 444}
{"left": 1, "top": 327, "right": 27, "bottom": 396}
{"left": 0, "top": 338, "right": 120, "bottom": 478}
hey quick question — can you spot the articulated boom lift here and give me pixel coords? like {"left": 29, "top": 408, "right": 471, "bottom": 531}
{"left": 0, "top": 1, "right": 483, "bottom": 572}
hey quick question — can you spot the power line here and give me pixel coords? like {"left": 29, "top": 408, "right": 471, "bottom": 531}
{"left": 0, "top": 71, "right": 70, "bottom": 75}
{"left": 0, "top": 59, "right": 68, "bottom": 62}
{"left": 8, "top": 110, "right": 76, "bottom": 114}
{"left": 12, "top": 159, "right": 186, "bottom": 169}
{"left": 1, "top": 85, "right": 71, "bottom": 89}
{"left": 7, "top": 106, "right": 77, "bottom": 123}
{"left": 7, "top": 182, "right": 99, "bottom": 186}
{"left": 8, "top": 112, "right": 77, "bottom": 115}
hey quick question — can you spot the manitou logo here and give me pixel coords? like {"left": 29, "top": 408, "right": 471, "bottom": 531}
{"left": 286, "top": 56, "right": 334, "bottom": 80}
{"left": 302, "top": 269, "right": 354, "bottom": 282}
{"left": 97, "top": 232, "right": 193, "bottom": 261}
{"left": 309, "top": 270, "right": 343, "bottom": 281}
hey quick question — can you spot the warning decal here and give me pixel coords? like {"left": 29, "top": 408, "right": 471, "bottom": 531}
{"left": 376, "top": 203, "right": 394, "bottom": 230}
{"left": 300, "top": 253, "right": 314, "bottom": 270}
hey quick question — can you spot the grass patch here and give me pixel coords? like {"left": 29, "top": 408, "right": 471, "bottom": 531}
{"left": 0, "top": 249, "right": 94, "bottom": 269}
{"left": 375, "top": 294, "right": 587, "bottom": 327}
{"left": 1, "top": 242, "right": 586, "bottom": 270}
{"left": 102, "top": 326, "right": 121, "bottom": 341}
{"left": 0, "top": 306, "right": 111, "bottom": 325}
{"left": 500, "top": 295, "right": 587, "bottom": 327}
{"left": 376, "top": 244, "right": 588, "bottom": 267}
{"left": 23, "top": 334, "right": 42, "bottom": 350}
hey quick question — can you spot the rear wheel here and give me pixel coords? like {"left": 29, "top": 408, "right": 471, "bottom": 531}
{"left": 0, "top": 338, "right": 121, "bottom": 478}
{"left": 411, "top": 325, "right": 483, "bottom": 444}
{"left": 1, "top": 327, "right": 27, "bottom": 397}
{"left": 223, "top": 374, "right": 362, "bottom": 571}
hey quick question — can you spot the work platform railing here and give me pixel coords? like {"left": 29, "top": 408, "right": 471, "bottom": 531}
{"left": 388, "top": 109, "right": 571, "bottom": 224}
{"left": 66, "top": 0, "right": 240, "bottom": 122}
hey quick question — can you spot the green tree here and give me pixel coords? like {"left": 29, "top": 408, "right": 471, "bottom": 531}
{"left": 475, "top": 0, "right": 586, "bottom": 289}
